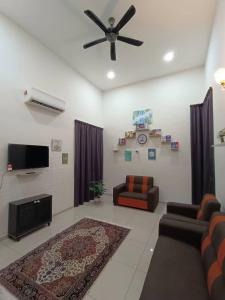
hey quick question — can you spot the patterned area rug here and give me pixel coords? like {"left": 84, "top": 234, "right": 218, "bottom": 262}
{"left": 0, "top": 218, "right": 130, "bottom": 300}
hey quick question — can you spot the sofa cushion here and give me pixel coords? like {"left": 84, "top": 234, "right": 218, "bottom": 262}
{"left": 126, "top": 175, "right": 153, "bottom": 193}
{"left": 197, "top": 194, "right": 218, "bottom": 220}
{"left": 140, "top": 236, "right": 209, "bottom": 300}
{"left": 201, "top": 213, "right": 225, "bottom": 299}
{"left": 119, "top": 191, "right": 147, "bottom": 200}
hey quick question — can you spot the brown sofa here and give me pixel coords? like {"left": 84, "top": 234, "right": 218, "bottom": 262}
{"left": 140, "top": 212, "right": 225, "bottom": 300}
{"left": 166, "top": 194, "right": 221, "bottom": 223}
{"left": 113, "top": 175, "right": 159, "bottom": 211}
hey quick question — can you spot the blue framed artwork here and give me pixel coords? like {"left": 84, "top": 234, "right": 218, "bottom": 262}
{"left": 133, "top": 109, "right": 152, "bottom": 125}
{"left": 148, "top": 148, "right": 156, "bottom": 160}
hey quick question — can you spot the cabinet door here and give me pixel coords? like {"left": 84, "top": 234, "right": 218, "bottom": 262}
{"left": 35, "top": 198, "right": 52, "bottom": 225}
{"left": 18, "top": 202, "right": 36, "bottom": 233}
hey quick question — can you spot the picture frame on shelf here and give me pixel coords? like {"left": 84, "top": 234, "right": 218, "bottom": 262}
{"left": 171, "top": 142, "right": 179, "bottom": 151}
{"left": 161, "top": 135, "right": 172, "bottom": 143}
{"left": 125, "top": 131, "right": 136, "bottom": 139}
{"left": 136, "top": 123, "right": 149, "bottom": 131}
{"left": 149, "top": 129, "right": 162, "bottom": 137}
{"left": 118, "top": 138, "right": 126, "bottom": 146}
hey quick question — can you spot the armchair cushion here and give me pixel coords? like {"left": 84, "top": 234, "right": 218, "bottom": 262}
{"left": 113, "top": 175, "right": 159, "bottom": 211}
{"left": 126, "top": 175, "right": 153, "bottom": 193}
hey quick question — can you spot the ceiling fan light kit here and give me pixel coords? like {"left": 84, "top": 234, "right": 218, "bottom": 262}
{"left": 83, "top": 5, "right": 144, "bottom": 61}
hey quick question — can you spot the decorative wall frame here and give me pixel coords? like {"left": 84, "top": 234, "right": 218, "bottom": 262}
{"left": 125, "top": 150, "right": 132, "bottom": 161}
{"left": 149, "top": 129, "right": 162, "bottom": 137}
{"left": 148, "top": 148, "right": 156, "bottom": 160}
{"left": 133, "top": 109, "right": 152, "bottom": 125}
{"left": 161, "top": 135, "right": 172, "bottom": 143}
{"left": 62, "top": 153, "right": 69, "bottom": 164}
{"left": 118, "top": 138, "right": 126, "bottom": 146}
{"left": 171, "top": 142, "right": 179, "bottom": 151}
{"left": 51, "top": 139, "right": 62, "bottom": 152}
{"left": 136, "top": 124, "right": 149, "bottom": 131}
{"left": 125, "top": 131, "right": 136, "bottom": 139}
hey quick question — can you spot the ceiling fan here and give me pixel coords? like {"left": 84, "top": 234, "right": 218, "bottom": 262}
{"left": 83, "top": 5, "right": 144, "bottom": 61}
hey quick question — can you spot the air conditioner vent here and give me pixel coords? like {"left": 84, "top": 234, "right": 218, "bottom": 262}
{"left": 30, "top": 99, "right": 64, "bottom": 112}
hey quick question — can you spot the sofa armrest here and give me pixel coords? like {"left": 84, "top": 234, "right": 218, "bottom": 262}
{"left": 167, "top": 202, "right": 199, "bottom": 219}
{"left": 147, "top": 186, "right": 159, "bottom": 211}
{"left": 159, "top": 215, "right": 208, "bottom": 248}
{"left": 113, "top": 183, "right": 126, "bottom": 205}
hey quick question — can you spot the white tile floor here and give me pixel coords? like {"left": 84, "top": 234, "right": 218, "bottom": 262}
{"left": 0, "top": 195, "right": 166, "bottom": 300}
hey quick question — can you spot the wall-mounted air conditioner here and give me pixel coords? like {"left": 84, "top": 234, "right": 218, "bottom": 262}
{"left": 24, "top": 88, "right": 66, "bottom": 113}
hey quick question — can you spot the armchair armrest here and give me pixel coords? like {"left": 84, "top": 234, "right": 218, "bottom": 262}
{"left": 113, "top": 183, "right": 126, "bottom": 205}
{"left": 167, "top": 202, "right": 199, "bottom": 219}
{"left": 159, "top": 215, "right": 208, "bottom": 248}
{"left": 147, "top": 186, "right": 159, "bottom": 211}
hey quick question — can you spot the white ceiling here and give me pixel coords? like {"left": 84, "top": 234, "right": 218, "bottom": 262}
{"left": 0, "top": 0, "right": 217, "bottom": 90}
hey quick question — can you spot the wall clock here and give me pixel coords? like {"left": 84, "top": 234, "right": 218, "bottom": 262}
{"left": 137, "top": 134, "right": 148, "bottom": 145}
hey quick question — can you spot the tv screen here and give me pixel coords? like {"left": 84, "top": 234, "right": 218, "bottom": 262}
{"left": 8, "top": 144, "right": 49, "bottom": 171}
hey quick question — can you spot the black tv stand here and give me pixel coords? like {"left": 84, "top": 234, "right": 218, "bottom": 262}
{"left": 8, "top": 194, "right": 52, "bottom": 241}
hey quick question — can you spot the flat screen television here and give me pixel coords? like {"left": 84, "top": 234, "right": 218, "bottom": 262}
{"left": 8, "top": 144, "right": 49, "bottom": 171}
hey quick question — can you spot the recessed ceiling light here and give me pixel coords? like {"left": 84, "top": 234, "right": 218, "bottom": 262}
{"left": 163, "top": 51, "right": 174, "bottom": 62}
{"left": 107, "top": 71, "right": 115, "bottom": 80}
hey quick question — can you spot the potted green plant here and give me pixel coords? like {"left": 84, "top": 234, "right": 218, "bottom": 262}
{"left": 89, "top": 181, "right": 106, "bottom": 201}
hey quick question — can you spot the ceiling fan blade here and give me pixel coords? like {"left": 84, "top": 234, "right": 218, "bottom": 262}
{"left": 83, "top": 37, "right": 107, "bottom": 49}
{"left": 111, "top": 42, "right": 116, "bottom": 61}
{"left": 114, "top": 5, "right": 136, "bottom": 33}
{"left": 117, "top": 36, "right": 143, "bottom": 46}
{"left": 84, "top": 10, "right": 108, "bottom": 33}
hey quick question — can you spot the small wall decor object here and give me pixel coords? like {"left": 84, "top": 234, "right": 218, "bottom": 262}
{"left": 62, "top": 153, "right": 69, "bottom": 164}
{"left": 125, "top": 131, "right": 136, "bottom": 139}
{"left": 218, "top": 128, "right": 225, "bottom": 143}
{"left": 137, "top": 134, "right": 148, "bottom": 145}
{"left": 148, "top": 148, "right": 156, "bottom": 160}
{"left": 125, "top": 150, "right": 132, "bottom": 161}
{"left": 214, "top": 68, "right": 225, "bottom": 89}
{"left": 149, "top": 129, "right": 162, "bottom": 137}
{"left": 161, "top": 135, "right": 172, "bottom": 143}
{"left": 118, "top": 138, "right": 126, "bottom": 145}
{"left": 51, "top": 139, "right": 62, "bottom": 152}
{"left": 136, "top": 123, "right": 149, "bottom": 131}
{"left": 171, "top": 142, "right": 179, "bottom": 151}
{"left": 133, "top": 109, "right": 152, "bottom": 125}
{"left": 113, "top": 145, "right": 119, "bottom": 152}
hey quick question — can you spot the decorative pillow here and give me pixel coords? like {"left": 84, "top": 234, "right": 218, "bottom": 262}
{"left": 201, "top": 213, "right": 225, "bottom": 298}
{"left": 197, "top": 194, "right": 217, "bottom": 220}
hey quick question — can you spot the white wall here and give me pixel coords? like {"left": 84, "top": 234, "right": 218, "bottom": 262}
{"left": 103, "top": 68, "right": 206, "bottom": 204}
{"left": 205, "top": 0, "right": 225, "bottom": 209}
{"left": 0, "top": 14, "right": 103, "bottom": 238}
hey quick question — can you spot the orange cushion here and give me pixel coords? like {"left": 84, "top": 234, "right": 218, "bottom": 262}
{"left": 197, "top": 194, "right": 217, "bottom": 220}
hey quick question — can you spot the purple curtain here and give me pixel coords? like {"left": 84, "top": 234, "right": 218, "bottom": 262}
{"left": 74, "top": 120, "right": 103, "bottom": 206}
{"left": 190, "top": 87, "right": 215, "bottom": 205}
